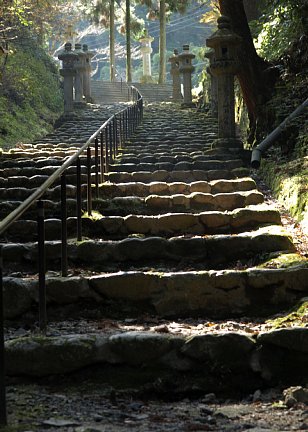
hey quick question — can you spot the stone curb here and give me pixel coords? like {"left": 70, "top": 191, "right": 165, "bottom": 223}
{"left": 2, "top": 225, "right": 296, "bottom": 271}
{"left": 3, "top": 265, "right": 308, "bottom": 319}
{"left": 5, "top": 328, "right": 308, "bottom": 391}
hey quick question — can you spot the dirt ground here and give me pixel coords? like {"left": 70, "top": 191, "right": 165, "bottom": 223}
{"left": 2, "top": 382, "right": 308, "bottom": 432}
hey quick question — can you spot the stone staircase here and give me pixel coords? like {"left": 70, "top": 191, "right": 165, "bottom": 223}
{"left": 1, "top": 103, "right": 308, "bottom": 404}
{"left": 91, "top": 81, "right": 129, "bottom": 104}
{"left": 91, "top": 80, "right": 173, "bottom": 104}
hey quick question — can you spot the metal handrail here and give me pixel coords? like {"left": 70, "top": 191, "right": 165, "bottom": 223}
{"left": 0, "top": 86, "right": 143, "bottom": 426}
{"left": 251, "top": 97, "right": 308, "bottom": 169}
{"left": 0, "top": 88, "right": 142, "bottom": 236}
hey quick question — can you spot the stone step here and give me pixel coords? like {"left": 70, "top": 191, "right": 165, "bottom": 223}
{"left": 99, "top": 178, "right": 257, "bottom": 197}
{"left": 4, "top": 323, "right": 308, "bottom": 395}
{"left": 0, "top": 198, "right": 81, "bottom": 220}
{"left": 109, "top": 159, "right": 245, "bottom": 173}
{"left": 3, "top": 256, "right": 308, "bottom": 320}
{"left": 1, "top": 226, "right": 296, "bottom": 272}
{"left": 116, "top": 153, "right": 241, "bottom": 164}
{"left": 0, "top": 173, "right": 88, "bottom": 189}
{"left": 2, "top": 206, "right": 281, "bottom": 241}
{"left": 104, "top": 168, "right": 250, "bottom": 183}
{"left": 0, "top": 179, "right": 258, "bottom": 205}
{"left": 93, "top": 190, "right": 264, "bottom": 215}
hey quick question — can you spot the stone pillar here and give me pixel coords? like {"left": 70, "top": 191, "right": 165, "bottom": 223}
{"left": 74, "top": 43, "right": 87, "bottom": 106}
{"left": 205, "top": 49, "right": 218, "bottom": 117}
{"left": 206, "top": 16, "right": 242, "bottom": 148}
{"left": 83, "top": 44, "right": 94, "bottom": 103}
{"left": 58, "top": 42, "right": 77, "bottom": 114}
{"left": 139, "top": 32, "right": 154, "bottom": 83}
{"left": 168, "top": 49, "right": 182, "bottom": 101}
{"left": 178, "top": 45, "right": 195, "bottom": 108}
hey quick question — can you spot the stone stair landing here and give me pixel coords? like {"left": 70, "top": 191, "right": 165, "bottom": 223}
{"left": 91, "top": 80, "right": 173, "bottom": 104}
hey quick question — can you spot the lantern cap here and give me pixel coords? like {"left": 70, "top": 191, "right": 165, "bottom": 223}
{"left": 206, "top": 15, "right": 242, "bottom": 49}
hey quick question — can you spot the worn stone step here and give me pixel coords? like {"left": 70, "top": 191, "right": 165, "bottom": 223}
{"left": 104, "top": 168, "right": 250, "bottom": 183}
{"left": 0, "top": 188, "right": 263, "bottom": 220}
{"left": 117, "top": 153, "right": 244, "bottom": 164}
{"left": 0, "top": 164, "right": 89, "bottom": 179}
{"left": 118, "top": 143, "right": 211, "bottom": 152}
{"left": 2, "top": 206, "right": 281, "bottom": 241}
{"left": 3, "top": 254, "right": 307, "bottom": 320}
{"left": 109, "top": 159, "right": 245, "bottom": 173}
{"left": 99, "top": 178, "right": 257, "bottom": 198}
{"left": 0, "top": 184, "right": 84, "bottom": 201}
{"left": 94, "top": 190, "right": 264, "bottom": 215}
{"left": 0, "top": 198, "right": 81, "bottom": 220}
{"left": 1, "top": 226, "right": 296, "bottom": 272}
{"left": 4, "top": 325, "right": 308, "bottom": 395}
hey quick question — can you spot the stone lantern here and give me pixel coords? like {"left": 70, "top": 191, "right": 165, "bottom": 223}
{"left": 206, "top": 16, "right": 242, "bottom": 148}
{"left": 74, "top": 43, "right": 87, "bottom": 106}
{"left": 168, "top": 49, "right": 182, "bottom": 102}
{"left": 58, "top": 42, "right": 77, "bottom": 114}
{"left": 82, "top": 44, "right": 94, "bottom": 103}
{"left": 204, "top": 49, "right": 218, "bottom": 117}
{"left": 178, "top": 44, "right": 195, "bottom": 108}
{"left": 139, "top": 31, "right": 154, "bottom": 83}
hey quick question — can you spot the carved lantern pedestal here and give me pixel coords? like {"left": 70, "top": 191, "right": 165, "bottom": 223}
{"left": 139, "top": 32, "right": 155, "bottom": 83}
{"left": 206, "top": 16, "right": 242, "bottom": 149}
{"left": 168, "top": 49, "right": 182, "bottom": 102}
{"left": 58, "top": 43, "right": 77, "bottom": 114}
{"left": 83, "top": 44, "right": 94, "bottom": 103}
{"left": 74, "top": 43, "right": 87, "bottom": 107}
{"left": 178, "top": 45, "right": 195, "bottom": 108}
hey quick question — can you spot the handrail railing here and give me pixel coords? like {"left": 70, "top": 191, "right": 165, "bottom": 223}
{"left": 0, "top": 85, "right": 143, "bottom": 426}
{"left": 251, "top": 97, "right": 308, "bottom": 169}
{"left": 114, "top": 66, "right": 134, "bottom": 101}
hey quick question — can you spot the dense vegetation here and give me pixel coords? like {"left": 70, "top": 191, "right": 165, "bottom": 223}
{"left": 0, "top": 32, "right": 63, "bottom": 148}
{"left": 0, "top": 0, "right": 71, "bottom": 149}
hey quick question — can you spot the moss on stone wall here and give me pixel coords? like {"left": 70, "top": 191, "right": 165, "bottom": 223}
{"left": 260, "top": 157, "right": 308, "bottom": 233}
{"left": 0, "top": 33, "right": 63, "bottom": 149}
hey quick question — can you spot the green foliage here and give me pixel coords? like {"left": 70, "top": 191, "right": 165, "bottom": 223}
{"left": 252, "top": 0, "right": 307, "bottom": 60}
{"left": 266, "top": 299, "right": 308, "bottom": 328}
{"left": 0, "top": 34, "right": 63, "bottom": 148}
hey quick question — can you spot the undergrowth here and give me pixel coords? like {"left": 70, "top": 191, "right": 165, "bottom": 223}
{"left": 0, "top": 31, "right": 63, "bottom": 149}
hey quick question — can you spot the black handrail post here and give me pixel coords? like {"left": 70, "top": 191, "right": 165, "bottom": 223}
{"left": 86, "top": 147, "right": 92, "bottom": 216}
{"left": 100, "top": 131, "right": 105, "bottom": 183}
{"left": 113, "top": 117, "right": 118, "bottom": 157}
{"left": 76, "top": 158, "right": 82, "bottom": 241}
{"left": 118, "top": 114, "right": 122, "bottom": 148}
{"left": 0, "top": 247, "right": 7, "bottom": 426}
{"left": 37, "top": 200, "right": 47, "bottom": 332}
{"left": 61, "top": 173, "right": 68, "bottom": 277}
{"left": 109, "top": 122, "right": 113, "bottom": 162}
{"left": 126, "top": 109, "right": 129, "bottom": 140}
{"left": 94, "top": 137, "right": 99, "bottom": 199}
{"left": 105, "top": 127, "right": 109, "bottom": 173}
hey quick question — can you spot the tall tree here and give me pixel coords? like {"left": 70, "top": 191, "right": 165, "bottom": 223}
{"left": 143, "top": 0, "right": 190, "bottom": 84}
{"left": 218, "top": 0, "right": 277, "bottom": 140}
{"left": 126, "top": 0, "right": 132, "bottom": 82}
{"left": 110, "top": 0, "right": 116, "bottom": 81}
{"left": 158, "top": 0, "right": 166, "bottom": 83}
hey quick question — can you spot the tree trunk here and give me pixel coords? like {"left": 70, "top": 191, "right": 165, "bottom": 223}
{"left": 126, "top": 0, "right": 132, "bottom": 82}
{"left": 110, "top": 0, "right": 115, "bottom": 82}
{"left": 243, "top": 0, "right": 260, "bottom": 21}
{"left": 218, "top": 0, "right": 278, "bottom": 141}
{"left": 158, "top": 0, "right": 166, "bottom": 84}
